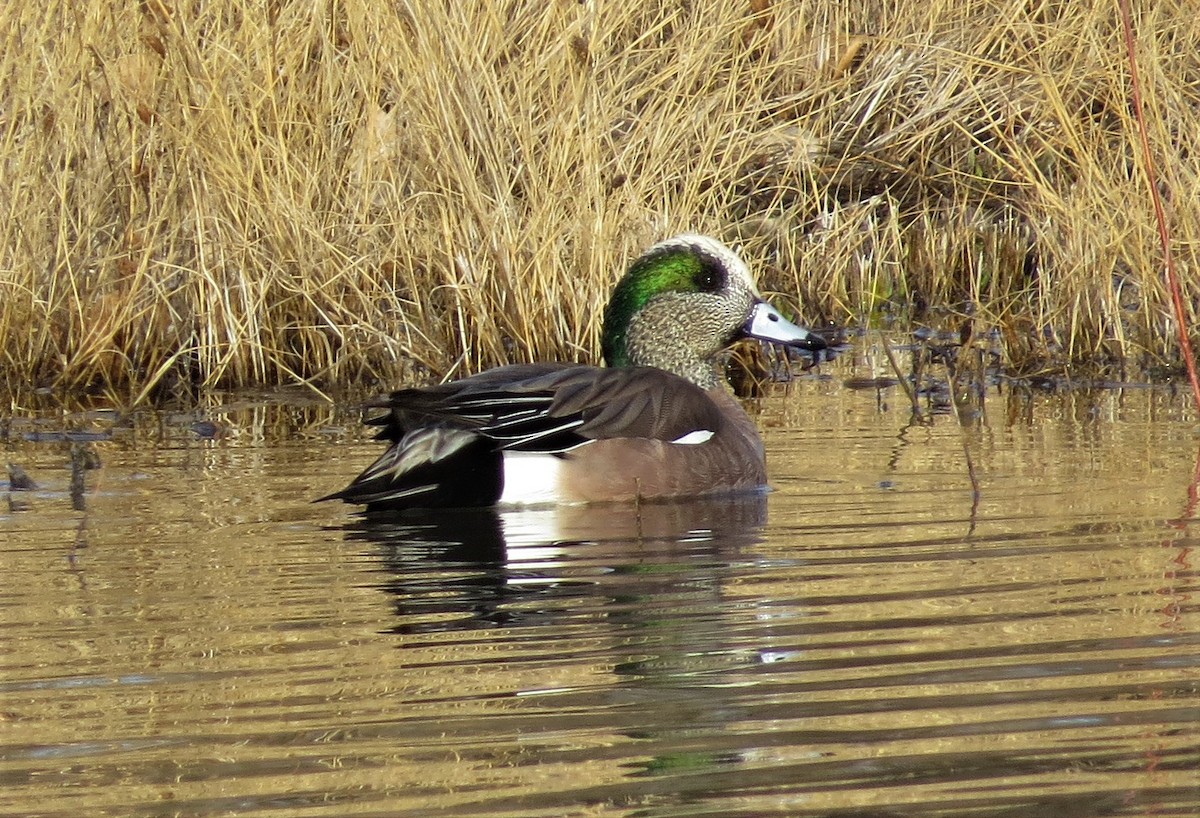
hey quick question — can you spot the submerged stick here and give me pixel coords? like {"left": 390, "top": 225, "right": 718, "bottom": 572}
{"left": 879, "top": 331, "right": 921, "bottom": 419}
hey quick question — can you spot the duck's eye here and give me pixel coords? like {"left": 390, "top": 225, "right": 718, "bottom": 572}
{"left": 692, "top": 258, "right": 725, "bottom": 293}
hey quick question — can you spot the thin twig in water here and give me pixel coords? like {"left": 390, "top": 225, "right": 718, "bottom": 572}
{"left": 878, "top": 331, "right": 920, "bottom": 419}
{"left": 945, "top": 359, "right": 982, "bottom": 536}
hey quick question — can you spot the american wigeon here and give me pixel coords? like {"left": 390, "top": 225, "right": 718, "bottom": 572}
{"left": 321, "top": 234, "right": 827, "bottom": 511}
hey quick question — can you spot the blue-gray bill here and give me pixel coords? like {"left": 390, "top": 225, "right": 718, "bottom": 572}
{"left": 741, "top": 301, "right": 826, "bottom": 352}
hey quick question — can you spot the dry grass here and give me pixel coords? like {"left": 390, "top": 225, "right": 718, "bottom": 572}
{"left": 1, "top": 0, "right": 1198, "bottom": 403}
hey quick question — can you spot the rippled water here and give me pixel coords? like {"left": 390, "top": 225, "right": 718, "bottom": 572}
{"left": 3, "top": 356, "right": 1198, "bottom": 817}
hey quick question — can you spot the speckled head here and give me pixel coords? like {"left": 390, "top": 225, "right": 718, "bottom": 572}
{"left": 601, "top": 234, "right": 825, "bottom": 387}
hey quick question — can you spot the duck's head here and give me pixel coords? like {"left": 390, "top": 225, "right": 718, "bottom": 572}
{"left": 601, "top": 234, "right": 826, "bottom": 387}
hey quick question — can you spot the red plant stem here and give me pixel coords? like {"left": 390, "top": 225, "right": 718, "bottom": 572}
{"left": 1118, "top": 0, "right": 1200, "bottom": 410}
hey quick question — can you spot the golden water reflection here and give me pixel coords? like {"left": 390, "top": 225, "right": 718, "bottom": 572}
{"left": 2, "top": 358, "right": 1197, "bottom": 817}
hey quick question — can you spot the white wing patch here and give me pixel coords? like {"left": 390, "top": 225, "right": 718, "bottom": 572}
{"left": 671, "top": 429, "right": 715, "bottom": 445}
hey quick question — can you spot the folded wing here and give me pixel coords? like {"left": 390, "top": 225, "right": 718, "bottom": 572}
{"left": 321, "top": 364, "right": 724, "bottom": 510}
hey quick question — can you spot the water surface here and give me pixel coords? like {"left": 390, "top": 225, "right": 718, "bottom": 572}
{"left": 2, "top": 356, "right": 1198, "bottom": 817}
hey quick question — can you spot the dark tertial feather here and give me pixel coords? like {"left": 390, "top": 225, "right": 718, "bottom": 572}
{"left": 316, "top": 425, "right": 502, "bottom": 510}
{"left": 366, "top": 364, "right": 722, "bottom": 454}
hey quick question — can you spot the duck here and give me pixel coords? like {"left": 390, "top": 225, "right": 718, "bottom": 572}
{"left": 320, "top": 233, "right": 827, "bottom": 512}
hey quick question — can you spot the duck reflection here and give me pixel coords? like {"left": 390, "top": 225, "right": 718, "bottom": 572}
{"left": 340, "top": 496, "right": 810, "bottom": 806}
{"left": 342, "top": 493, "right": 768, "bottom": 635}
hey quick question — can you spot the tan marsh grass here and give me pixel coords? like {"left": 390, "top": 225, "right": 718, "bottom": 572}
{"left": 1, "top": 0, "right": 1198, "bottom": 401}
